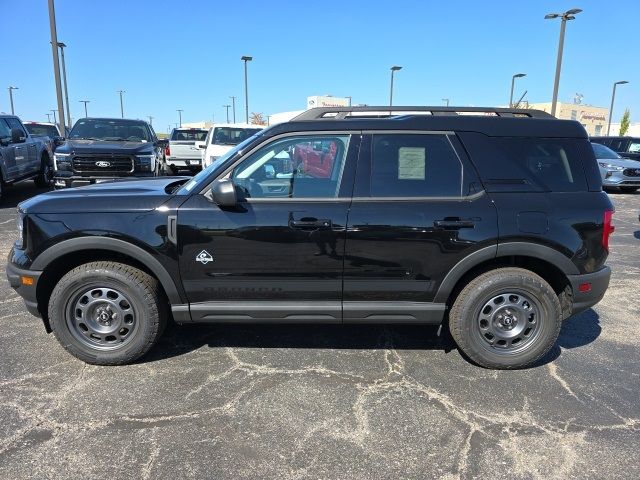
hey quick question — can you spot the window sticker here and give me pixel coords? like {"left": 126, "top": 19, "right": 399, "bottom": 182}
{"left": 398, "top": 147, "right": 426, "bottom": 180}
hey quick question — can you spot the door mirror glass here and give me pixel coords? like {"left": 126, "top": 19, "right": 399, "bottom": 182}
{"left": 11, "top": 128, "right": 26, "bottom": 144}
{"left": 210, "top": 179, "right": 238, "bottom": 207}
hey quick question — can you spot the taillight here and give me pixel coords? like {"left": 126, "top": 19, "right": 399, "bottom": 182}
{"left": 602, "top": 209, "right": 615, "bottom": 251}
{"left": 165, "top": 145, "right": 170, "bottom": 156}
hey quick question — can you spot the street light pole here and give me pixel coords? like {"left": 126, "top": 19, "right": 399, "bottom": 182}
{"left": 177, "top": 109, "right": 183, "bottom": 127}
{"left": 51, "top": 109, "right": 58, "bottom": 125}
{"left": 8, "top": 86, "right": 18, "bottom": 115}
{"left": 545, "top": 8, "right": 582, "bottom": 117}
{"left": 47, "top": 0, "right": 66, "bottom": 134}
{"left": 117, "top": 90, "right": 125, "bottom": 118}
{"left": 57, "top": 42, "right": 72, "bottom": 127}
{"left": 79, "top": 100, "right": 89, "bottom": 118}
{"left": 389, "top": 66, "right": 402, "bottom": 107}
{"left": 230, "top": 96, "right": 236, "bottom": 123}
{"left": 241, "top": 56, "right": 252, "bottom": 123}
{"left": 509, "top": 73, "right": 526, "bottom": 108}
{"left": 607, "top": 81, "right": 629, "bottom": 136}
{"left": 148, "top": 116, "right": 153, "bottom": 126}
{"left": 46, "top": 113, "right": 52, "bottom": 122}
{"left": 442, "top": 98, "right": 449, "bottom": 107}
{"left": 223, "top": 105, "right": 231, "bottom": 123}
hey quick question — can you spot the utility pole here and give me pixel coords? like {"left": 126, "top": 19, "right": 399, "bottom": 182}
{"left": 148, "top": 116, "right": 153, "bottom": 126}
{"left": 47, "top": 0, "right": 66, "bottom": 134}
{"left": 57, "top": 42, "right": 72, "bottom": 127}
{"left": 389, "top": 66, "right": 402, "bottom": 107}
{"left": 79, "top": 100, "right": 89, "bottom": 118}
{"left": 607, "top": 81, "right": 629, "bottom": 136}
{"left": 46, "top": 113, "right": 52, "bottom": 122}
{"left": 8, "top": 86, "right": 18, "bottom": 115}
{"left": 117, "top": 90, "right": 125, "bottom": 118}
{"left": 177, "top": 109, "right": 183, "bottom": 127}
{"left": 241, "top": 56, "right": 252, "bottom": 123}
{"left": 230, "top": 96, "right": 236, "bottom": 123}
{"left": 223, "top": 105, "right": 231, "bottom": 123}
{"left": 545, "top": 9, "right": 582, "bottom": 117}
{"left": 51, "top": 109, "right": 58, "bottom": 125}
{"left": 442, "top": 98, "right": 450, "bottom": 107}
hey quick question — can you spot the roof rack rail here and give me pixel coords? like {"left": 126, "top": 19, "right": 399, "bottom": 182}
{"left": 292, "top": 106, "right": 554, "bottom": 121}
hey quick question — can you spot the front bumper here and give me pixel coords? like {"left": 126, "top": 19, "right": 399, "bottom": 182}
{"left": 567, "top": 266, "right": 611, "bottom": 315}
{"left": 54, "top": 172, "right": 155, "bottom": 188}
{"left": 602, "top": 171, "right": 640, "bottom": 187}
{"left": 6, "top": 259, "right": 42, "bottom": 318}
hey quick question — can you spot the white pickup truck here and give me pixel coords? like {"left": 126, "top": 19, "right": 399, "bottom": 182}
{"left": 166, "top": 127, "right": 208, "bottom": 174}
{"left": 196, "top": 123, "right": 264, "bottom": 169}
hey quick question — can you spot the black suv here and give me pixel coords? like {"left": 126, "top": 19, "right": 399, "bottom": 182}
{"left": 591, "top": 136, "right": 640, "bottom": 161}
{"left": 53, "top": 117, "right": 168, "bottom": 187}
{"left": 7, "top": 107, "right": 613, "bottom": 369}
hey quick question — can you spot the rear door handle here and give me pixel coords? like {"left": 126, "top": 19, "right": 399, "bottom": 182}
{"left": 434, "top": 219, "right": 475, "bottom": 229}
{"left": 289, "top": 217, "right": 332, "bottom": 229}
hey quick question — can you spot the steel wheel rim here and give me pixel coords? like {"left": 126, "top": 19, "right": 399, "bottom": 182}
{"left": 475, "top": 291, "right": 542, "bottom": 355}
{"left": 66, "top": 286, "right": 138, "bottom": 351}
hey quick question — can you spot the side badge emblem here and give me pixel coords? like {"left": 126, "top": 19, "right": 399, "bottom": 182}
{"left": 196, "top": 250, "right": 213, "bottom": 265}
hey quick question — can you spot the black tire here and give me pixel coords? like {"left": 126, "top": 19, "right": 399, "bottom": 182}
{"left": 34, "top": 157, "right": 53, "bottom": 188}
{"left": 449, "top": 267, "right": 562, "bottom": 369}
{"left": 48, "top": 261, "right": 166, "bottom": 365}
{"left": 619, "top": 187, "right": 638, "bottom": 194}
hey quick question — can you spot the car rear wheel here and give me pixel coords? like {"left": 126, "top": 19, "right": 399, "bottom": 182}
{"left": 449, "top": 267, "right": 562, "bottom": 369}
{"left": 48, "top": 261, "right": 166, "bottom": 365}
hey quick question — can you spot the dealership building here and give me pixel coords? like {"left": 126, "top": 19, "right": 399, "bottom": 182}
{"left": 527, "top": 102, "right": 608, "bottom": 136}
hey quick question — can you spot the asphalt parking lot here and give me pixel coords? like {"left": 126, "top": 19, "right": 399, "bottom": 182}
{"left": 0, "top": 182, "right": 638, "bottom": 480}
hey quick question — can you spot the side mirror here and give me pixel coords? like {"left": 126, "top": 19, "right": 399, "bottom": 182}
{"left": 54, "top": 136, "right": 65, "bottom": 146}
{"left": 195, "top": 141, "right": 206, "bottom": 149}
{"left": 209, "top": 179, "right": 238, "bottom": 207}
{"left": 11, "top": 128, "right": 26, "bottom": 144}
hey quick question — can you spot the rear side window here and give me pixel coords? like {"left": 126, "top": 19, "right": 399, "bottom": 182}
{"left": 171, "top": 129, "right": 207, "bottom": 141}
{"left": 460, "top": 133, "right": 590, "bottom": 192}
{"left": 370, "top": 134, "right": 462, "bottom": 197}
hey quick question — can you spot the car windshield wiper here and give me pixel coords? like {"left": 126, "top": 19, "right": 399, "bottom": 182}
{"left": 103, "top": 137, "right": 128, "bottom": 141}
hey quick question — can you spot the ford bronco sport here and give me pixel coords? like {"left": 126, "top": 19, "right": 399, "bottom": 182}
{"left": 7, "top": 106, "right": 613, "bottom": 369}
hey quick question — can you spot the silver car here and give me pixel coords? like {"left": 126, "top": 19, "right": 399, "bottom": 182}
{"left": 592, "top": 142, "right": 640, "bottom": 194}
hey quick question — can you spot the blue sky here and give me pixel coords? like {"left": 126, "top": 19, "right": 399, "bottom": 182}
{"left": 1, "top": 0, "right": 638, "bottom": 133}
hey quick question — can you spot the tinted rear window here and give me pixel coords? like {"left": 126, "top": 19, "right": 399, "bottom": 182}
{"left": 171, "top": 129, "right": 208, "bottom": 141}
{"left": 460, "top": 133, "right": 591, "bottom": 192}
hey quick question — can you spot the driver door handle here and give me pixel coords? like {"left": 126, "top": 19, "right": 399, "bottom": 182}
{"left": 434, "top": 218, "right": 475, "bottom": 229}
{"left": 289, "top": 217, "right": 332, "bottom": 229}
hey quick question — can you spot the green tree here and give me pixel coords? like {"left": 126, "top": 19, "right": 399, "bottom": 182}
{"left": 620, "top": 108, "right": 631, "bottom": 136}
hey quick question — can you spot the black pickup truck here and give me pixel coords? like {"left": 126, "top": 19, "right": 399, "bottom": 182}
{"left": 0, "top": 115, "right": 53, "bottom": 199}
{"left": 53, "top": 118, "right": 168, "bottom": 188}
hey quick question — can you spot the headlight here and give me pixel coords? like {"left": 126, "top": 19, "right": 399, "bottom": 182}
{"left": 53, "top": 153, "right": 70, "bottom": 170}
{"left": 15, "top": 211, "right": 25, "bottom": 249}
{"left": 598, "top": 162, "right": 624, "bottom": 171}
{"left": 137, "top": 154, "right": 156, "bottom": 171}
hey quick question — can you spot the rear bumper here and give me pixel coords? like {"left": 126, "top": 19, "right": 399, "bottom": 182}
{"left": 6, "top": 258, "right": 42, "bottom": 318}
{"left": 568, "top": 266, "right": 611, "bottom": 315}
{"left": 167, "top": 158, "right": 202, "bottom": 167}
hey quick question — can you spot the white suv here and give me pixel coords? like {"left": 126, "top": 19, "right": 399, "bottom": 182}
{"left": 197, "top": 123, "right": 264, "bottom": 168}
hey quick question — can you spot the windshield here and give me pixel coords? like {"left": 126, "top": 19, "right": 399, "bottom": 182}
{"left": 591, "top": 142, "right": 621, "bottom": 160}
{"left": 24, "top": 124, "right": 59, "bottom": 138}
{"left": 212, "top": 127, "right": 262, "bottom": 146}
{"left": 69, "top": 119, "right": 152, "bottom": 142}
{"left": 170, "top": 129, "right": 208, "bottom": 141}
{"left": 178, "top": 132, "right": 264, "bottom": 194}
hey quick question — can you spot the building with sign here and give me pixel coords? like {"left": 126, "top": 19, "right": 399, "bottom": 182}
{"left": 527, "top": 102, "right": 608, "bottom": 136}
{"left": 306, "top": 95, "right": 351, "bottom": 109}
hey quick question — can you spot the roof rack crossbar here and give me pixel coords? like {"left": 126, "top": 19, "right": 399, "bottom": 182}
{"left": 292, "top": 106, "right": 554, "bottom": 121}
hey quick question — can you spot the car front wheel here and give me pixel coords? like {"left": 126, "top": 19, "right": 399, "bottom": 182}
{"left": 48, "top": 261, "right": 166, "bottom": 365}
{"left": 449, "top": 267, "right": 562, "bottom": 369}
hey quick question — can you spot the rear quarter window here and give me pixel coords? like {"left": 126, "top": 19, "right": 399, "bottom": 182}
{"left": 459, "top": 133, "right": 593, "bottom": 192}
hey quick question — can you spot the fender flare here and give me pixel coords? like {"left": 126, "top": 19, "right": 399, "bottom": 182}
{"left": 31, "top": 237, "right": 183, "bottom": 304}
{"left": 433, "top": 242, "right": 578, "bottom": 303}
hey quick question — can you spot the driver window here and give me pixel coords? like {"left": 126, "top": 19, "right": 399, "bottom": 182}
{"left": 231, "top": 135, "right": 350, "bottom": 199}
